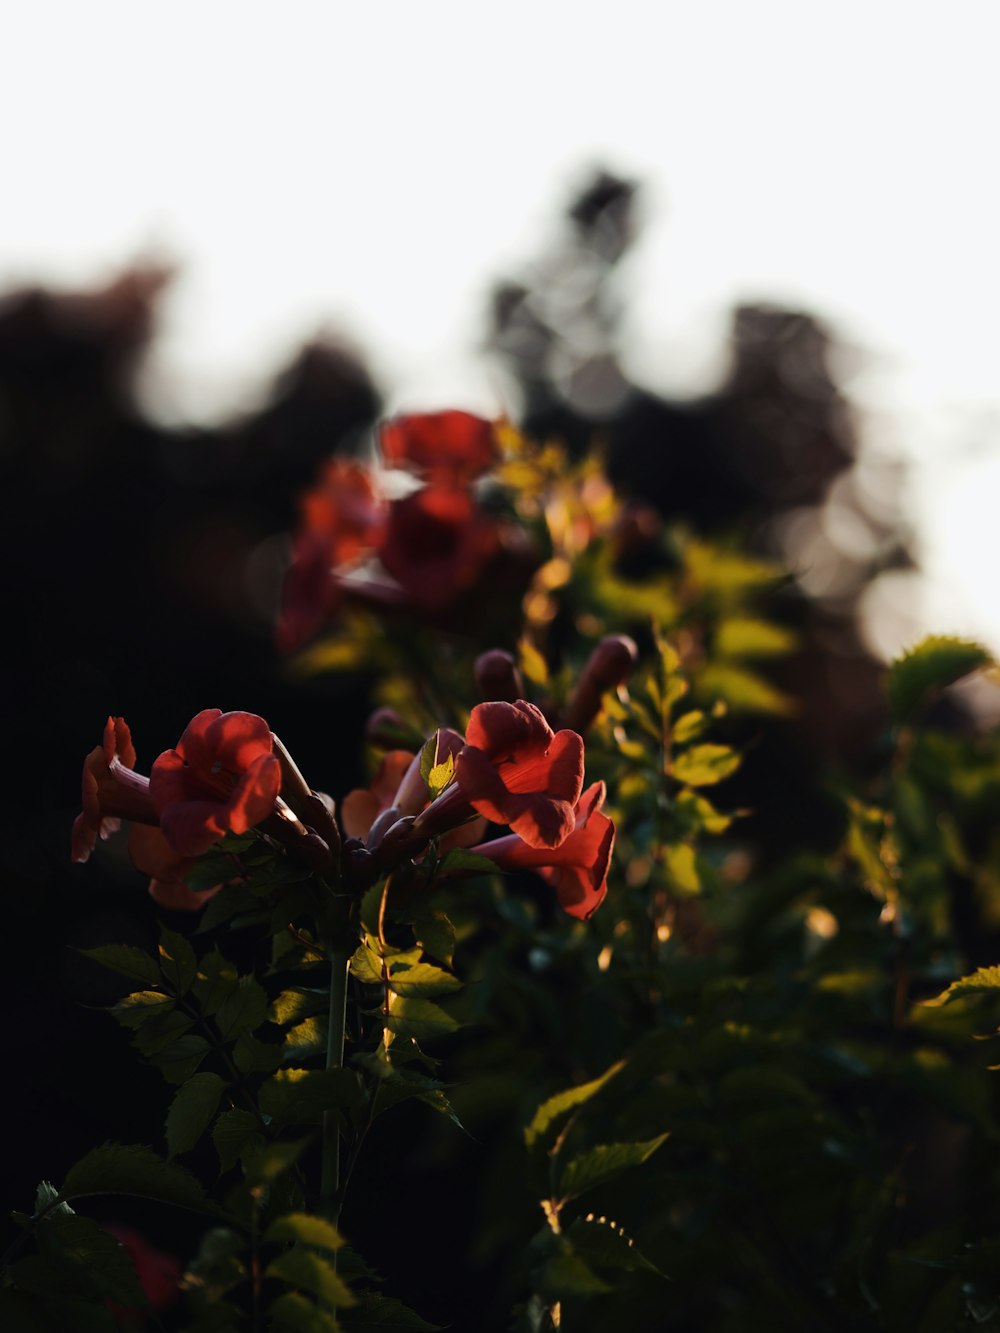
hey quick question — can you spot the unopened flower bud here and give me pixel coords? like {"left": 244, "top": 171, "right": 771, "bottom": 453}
{"left": 564, "top": 635, "right": 639, "bottom": 734}
{"left": 365, "top": 707, "right": 424, "bottom": 751}
{"left": 474, "top": 649, "right": 524, "bottom": 703}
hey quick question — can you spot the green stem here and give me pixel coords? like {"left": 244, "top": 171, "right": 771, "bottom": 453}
{"left": 321, "top": 946, "right": 350, "bottom": 1222}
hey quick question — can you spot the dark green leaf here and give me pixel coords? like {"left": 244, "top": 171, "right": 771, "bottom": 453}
{"left": 259, "top": 1068, "right": 362, "bottom": 1127}
{"left": 234, "top": 1032, "right": 284, "bottom": 1074}
{"left": 166, "top": 1072, "right": 226, "bottom": 1156}
{"left": 60, "top": 1142, "right": 214, "bottom": 1214}
{"left": 273, "top": 989, "right": 328, "bottom": 1026}
{"left": 349, "top": 943, "right": 383, "bottom": 985}
{"left": 192, "top": 950, "right": 240, "bottom": 1014}
{"left": 537, "top": 1248, "right": 613, "bottom": 1297}
{"left": 213, "top": 1108, "right": 263, "bottom": 1173}
{"left": 243, "top": 1138, "right": 309, "bottom": 1187}
{"left": 524, "top": 1062, "right": 623, "bottom": 1151}
{"left": 567, "top": 1216, "right": 667, "bottom": 1277}
{"left": 77, "top": 945, "right": 159, "bottom": 988}
{"left": 558, "top": 1134, "right": 669, "bottom": 1200}
{"left": 34, "top": 1212, "right": 146, "bottom": 1306}
{"left": 925, "top": 965, "right": 1000, "bottom": 1007}
{"left": 158, "top": 1034, "right": 211, "bottom": 1084}
{"left": 889, "top": 636, "right": 993, "bottom": 723}
{"left": 435, "top": 848, "right": 499, "bottom": 879}
{"left": 408, "top": 911, "right": 456, "bottom": 967}
{"left": 158, "top": 926, "right": 197, "bottom": 993}
{"left": 340, "top": 1294, "right": 440, "bottom": 1331}
{"left": 283, "top": 1017, "right": 328, "bottom": 1060}
{"left": 215, "top": 975, "right": 270, "bottom": 1040}
{"left": 110, "top": 990, "right": 173, "bottom": 1029}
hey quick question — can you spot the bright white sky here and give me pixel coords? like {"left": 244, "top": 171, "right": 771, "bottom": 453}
{"left": 4, "top": 1, "right": 1000, "bottom": 657}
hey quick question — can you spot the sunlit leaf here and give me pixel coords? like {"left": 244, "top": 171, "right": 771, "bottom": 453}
{"left": 557, "top": 1134, "right": 669, "bottom": 1200}
{"left": 387, "top": 962, "right": 461, "bottom": 998}
{"left": 269, "top": 1290, "right": 342, "bottom": 1332}
{"left": 266, "top": 1248, "right": 355, "bottom": 1308}
{"left": 385, "top": 996, "right": 460, "bottom": 1041}
{"left": 889, "top": 635, "right": 993, "bottom": 723}
{"left": 672, "top": 744, "right": 740, "bottom": 787}
{"left": 524, "top": 1062, "right": 623, "bottom": 1151}
{"left": 265, "top": 1213, "right": 345, "bottom": 1254}
{"left": 925, "top": 965, "right": 1000, "bottom": 1007}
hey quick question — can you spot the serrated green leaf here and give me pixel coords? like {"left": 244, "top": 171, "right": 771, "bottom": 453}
{"left": 435, "top": 848, "right": 499, "bottom": 879}
{"left": 273, "top": 989, "right": 328, "bottom": 1026}
{"left": 130, "top": 1008, "right": 194, "bottom": 1058}
{"left": 233, "top": 1032, "right": 284, "bottom": 1075}
{"left": 358, "top": 882, "right": 385, "bottom": 937}
{"left": 270, "top": 1290, "right": 342, "bottom": 1333}
{"left": 283, "top": 1016, "right": 328, "bottom": 1060}
{"left": 21, "top": 1214, "right": 146, "bottom": 1308}
{"left": 385, "top": 995, "right": 460, "bottom": 1041}
{"left": 671, "top": 743, "right": 740, "bottom": 787}
{"left": 889, "top": 636, "right": 993, "bottom": 722}
{"left": 78, "top": 945, "right": 159, "bottom": 988}
{"left": 195, "top": 881, "right": 262, "bottom": 934}
{"left": 158, "top": 1034, "right": 211, "bottom": 1084}
{"left": 159, "top": 926, "right": 197, "bottom": 993}
{"left": 567, "top": 1216, "right": 666, "bottom": 1276}
{"left": 558, "top": 1133, "right": 669, "bottom": 1200}
{"left": 192, "top": 950, "right": 239, "bottom": 1015}
{"left": 537, "top": 1248, "right": 613, "bottom": 1297}
{"left": 387, "top": 962, "right": 461, "bottom": 998}
{"left": 215, "top": 975, "right": 270, "bottom": 1040}
{"left": 924, "top": 965, "right": 1000, "bottom": 1007}
{"left": 166, "top": 1072, "right": 226, "bottom": 1157}
{"left": 265, "top": 1213, "right": 344, "bottom": 1254}
{"left": 340, "top": 1293, "right": 441, "bottom": 1331}
{"left": 267, "top": 1248, "right": 355, "bottom": 1308}
{"left": 524, "top": 1062, "right": 623, "bottom": 1151}
{"left": 259, "top": 1068, "right": 362, "bottom": 1127}
{"left": 349, "top": 943, "right": 384, "bottom": 985}
{"left": 60, "top": 1143, "right": 214, "bottom": 1214}
{"left": 408, "top": 911, "right": 456, "bottom": 967}
{"left": 213, "top": 1109, "right": 262, "bottom": 1173}
{"left": 111, "top": 990, "right": 173, "bottom": 1029}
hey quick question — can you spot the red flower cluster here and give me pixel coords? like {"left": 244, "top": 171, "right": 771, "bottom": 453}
{"left": 279, "top": 411, "right": 529, "bottom": 650}
{"left": 73, "top": 710, "right": 286, "bottom": 911}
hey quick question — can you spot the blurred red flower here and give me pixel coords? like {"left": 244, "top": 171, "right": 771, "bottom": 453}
{"left": 127, "top": 824, "right": 225, "bottom": 912}
{"left": 470, "top": 782, "right": 614, "bottom": 920}
{"left": 380, "top": 410, "right": 499, "bottom": 485}
{"left": 379, "top": 485, "right": 501, "bottom": 612}
{"left": 105, "top": 1224, "right": 181, "bottom": 1325}
{"left": 453, "top": 700, "right": 584, "bottom": 849}
{"left": 150, "top": 709, "right": 281, "bottom": 857}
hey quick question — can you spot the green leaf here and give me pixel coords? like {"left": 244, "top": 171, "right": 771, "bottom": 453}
{"left": 192, "top": 950, "right": 239, "bottom": 1014}
{"left": 158, "top": 1034, "right": 211, "bottom": 1084}
{"left": 672, "top": 710, "right": 708, "bottom": 744}
{"left": 266, "top": 1248, "right": 355, "bottom": 1308}
{"left": 558, "top": 1134, "right": 669, "bottom": 1200}
{"left": 159, "top": 927, "right": 197, "bottom": 994}
{"left": 434, "top": 848, "right": 498, "bottom": 879}
{"left": 340, "top": 1294, "right": 441, "bottom": 1330}
{"left": 60, "top": 1142, "right": 213, "bottom": 1214}
{"left": 418, "top": 734, "right": 438, "bottom": 792}
{"left": 387, "top": 962, "right": 461, "bottom": 997}
{"left": 283, "top": 1016, "right": 328, "bottom": 1060}
{"left": 671, "top": 743, "right": 740, "bottom": 787}
{"left": 537, "top": 1248, "right": 613, "bottom": 1297}
{"left": 77, "top": 945, "right": 159, "bottom": 988}
{"left": 426, "top": 753, "right": 455, "bottom": 799}
{"left": 889, "top": 636, "right": 993, "bottom": 723}
{"left": 358, "top": 882, "right": 385, "bottom": 937}
{"left": 697, "top": 663, "right": 796, "bottom": 717}
{"left": 128, "top": 1008, "right": 194, "bottom": 1058}
{"left": 716, "top": 616, "right": 796, "bottom": 659}
{"left": 408, "top": 911, "right": 456, "bottom": 967}
{"left": 270, "top": 1291, "right": 342, "bottom": 1333}
{"left": 110, "top": 990, "right": 173, "bottom": 1029}
{"left": 925, "top": 965, "right": 1000, "bottom": 1007}
{"left": 349, "top": 943, "right": 384, "bottom": 985}
{"left": 233, "top": 1032, "right": 284, "bottom": 1074}
{"left": 25, "top": 1213, "right": 146, "bottom": 1307}
{"left": 166, "top": 1072, "right": 226, "bottom": 1156}
{"left": 243, "top": 1138, "right": 309, "bottom": 1187}
{"left": 661, "top": 843, "right": 700, "bottom": 896}
{"left": 385, "top": 996, "right": 460, "bottom": 1041}
{"left": 259, "top": 1068, "right": 362, "bottom": 1127}
{"left": 213, "top": 1109, "right": 263, "bottom": 1173}
{"left": 567, "top": 1216, "right": 666, "bottom": 1276}
{"left": 273, "top": 989, "right": 328, "bottom": 1026}
{"left": 215, "top": 975, "right": 270, "bottom": 1040}
{"left": 519, "top": 636, "right": 549, "bottom": 686}
{"left": 524, "top": 1062, "right": 623, "bottom": 1151}
{"left": 265, "top": 1213, "right": 344, "bottom": 1254}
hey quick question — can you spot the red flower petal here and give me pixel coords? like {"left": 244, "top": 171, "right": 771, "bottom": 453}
{"left": 380, "top": 411, "right": 498, "bottom": 483}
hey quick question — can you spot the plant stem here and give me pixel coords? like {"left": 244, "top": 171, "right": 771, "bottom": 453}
{"left": 321, "top": 945, "right": 350, "bottom": 1222}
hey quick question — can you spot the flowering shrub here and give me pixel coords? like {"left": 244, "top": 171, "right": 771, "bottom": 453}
{"left": 8, "top": 411, "right": 1000, "bottom": 1333}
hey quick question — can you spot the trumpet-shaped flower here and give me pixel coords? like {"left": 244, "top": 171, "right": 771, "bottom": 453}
{"left": 72, "top": 717, "right": 158, "bottom": 863}
{"left": 149, "top": 709, "right": 281, "bottom": 857}
{"left": 452, "top": 700, "right": 584, "bottom": 849}
{"left": 469, "top": 782, "right": 614, "bottom": 920}
{"left": 379, "top": 485, "right": 501, "bottom": 612}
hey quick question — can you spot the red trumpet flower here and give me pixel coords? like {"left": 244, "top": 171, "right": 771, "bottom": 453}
{"left": 379, "top": 410, "right": 499, "bottom": 485}
{"left": 149, "top": 709, "right": 281, "bottom": 857}
{"left": 469, "top": 782, "right": 614, "bottom": 920}
{"left": 72, "top": 717, "right": 158, "bottom": 864}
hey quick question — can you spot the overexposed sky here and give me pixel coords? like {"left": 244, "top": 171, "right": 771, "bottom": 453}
{"left": 3, "top": 0, "right": 1000, "bottom": 653}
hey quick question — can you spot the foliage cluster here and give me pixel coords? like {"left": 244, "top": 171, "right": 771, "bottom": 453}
{"left": 6, "top": 414, "right": 1000, "bottom": 1332}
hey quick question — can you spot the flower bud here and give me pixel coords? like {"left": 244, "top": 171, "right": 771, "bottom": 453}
{"left": 564, "top": 635, "right": 639, "bottom": 734}
{"left": 474, "top": 649, "right": 524, "bottom": 703}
